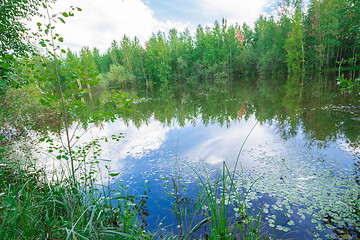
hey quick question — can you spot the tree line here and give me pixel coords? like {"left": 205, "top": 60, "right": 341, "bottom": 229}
{"left": 1, "top": 0, "right": 359, "bottom": 92}
{"left": 53, "top": 0, "right": 359, "bottom": 90}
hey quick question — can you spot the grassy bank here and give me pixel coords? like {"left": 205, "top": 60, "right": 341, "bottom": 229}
{"left": 0, "top": 143, "right": 268, "bottom": 239}
{"left": 0, "top": 159, "right": 152, "bottom": 239}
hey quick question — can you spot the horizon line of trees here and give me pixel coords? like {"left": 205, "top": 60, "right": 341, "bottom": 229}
{"left": 55, "top": 0, "right": 359, "bottom": 89}
{"left": 2, "top": 0, "right": 359, "bottom": 93}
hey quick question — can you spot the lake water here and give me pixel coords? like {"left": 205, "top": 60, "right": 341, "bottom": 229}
{"left": 41, "top": 73, "right": 360, "bottom": 239}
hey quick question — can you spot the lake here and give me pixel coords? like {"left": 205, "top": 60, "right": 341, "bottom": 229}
{"left": 40, "top": 72, "right": 360, "bottom": 239}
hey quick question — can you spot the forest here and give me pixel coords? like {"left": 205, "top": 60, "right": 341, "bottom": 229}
{"left": 69, "top": 0, "right": 359, "bottom": 90}
{"left": 1, "top": 0, "right": 360, "bottom": 94}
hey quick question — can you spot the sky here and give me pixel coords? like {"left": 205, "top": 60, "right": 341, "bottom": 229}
{"left": 33, "top": 0, "right": 278, "bottom": 53}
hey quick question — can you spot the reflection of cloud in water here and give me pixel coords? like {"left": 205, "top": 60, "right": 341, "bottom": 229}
{"left": 100, "top": 117, "right": 179, "bottom": 170}
{"left": 338, "top": 139, "right": 360, "bottom": 157}
{"left": 36, "top": 117, "right": 179, "bottom": 180}
{"left": 181, "top": 116, "right": 287, "bottom": 168}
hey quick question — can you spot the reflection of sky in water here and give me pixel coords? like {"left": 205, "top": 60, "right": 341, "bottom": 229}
{"left": 62, "top": 113, "right": 359, "bottom": 192}
{"left": 45, "top": 113, "right": 357, "bottom": 177}
{"left": 95, "top": 114, "right": 358, "bottom": 237}
{"left": 37, "top": 113, "right": 359, "bottom": 237}
{"left": 99, "top": 115, "right": 291, "bottom": 174}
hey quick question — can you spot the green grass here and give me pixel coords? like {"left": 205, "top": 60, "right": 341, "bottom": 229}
{"left": 0, "top": 162, "right": 151, "bottom": 239}
{"left": 165, "top": 162, "right": 270, "bottom": 240}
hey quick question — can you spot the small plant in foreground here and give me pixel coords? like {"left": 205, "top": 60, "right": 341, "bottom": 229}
{"left": 165, "top": 161, "right": 269, "bottom": 239}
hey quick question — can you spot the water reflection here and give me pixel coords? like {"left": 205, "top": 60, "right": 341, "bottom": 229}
{"left": 39, "top": 73, "right": 360, "bottom": 238}
{"left": 122, "top": 74, "right": 360, "bottom": 153}
{"left": 113, "top": 73, "right": 359, "bottom": 238}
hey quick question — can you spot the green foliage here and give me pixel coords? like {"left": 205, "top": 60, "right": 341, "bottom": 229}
{"left": 4, "top": 0, "right": 359, "bottom": 92}
{"left": 0, "top": 162, "right": 150, "bottom": 239}
{"left": 47, "top": 1, "right": 357, "bottom": 89}
{"left": 253, "top": 15, "right": 289, "bottom": 72}
{"left": 303, "top": 0, "right": 356, "bottom": 70}
{"left": 0, "top": 0, "right": 46, "bottom": 85}
{"left": 0, "top": 1, "right": 148, "bottom": 239}
{"left": 106, "top": 63, "right": 134, "bottom": 89}
{"left": 285, "top": 1, "right": 305, "bottom": 73}
{"left": 1, "top": 0, "right": 133, "bottom": 187}
{"left": 337, "top": 72, "right": 360, "bottom": 93}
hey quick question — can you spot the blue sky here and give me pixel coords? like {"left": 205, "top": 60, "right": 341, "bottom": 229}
{"left": 145, "top": 0, "right": 278, "bottom": 24}
{"left": 33, "top": 0, "right": 279, "bottom": 53}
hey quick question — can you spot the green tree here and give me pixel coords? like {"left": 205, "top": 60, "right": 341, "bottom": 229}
{"left": 236, "top": 23, "right": 257, "bottom": 73}
{"left": 130, "top": 37, "right": 148, "bottom": 88}
{"left": 285, "top": 0, "right": 305, "bottom": 73}
{"left": 0, "top": 0, "right": 46, "bottom": 90}
{"left": 253, "top": 15, "right": 289, "bottom": 72}
{"left": 79, "top": 47, "right": 100, "bottom": 100}
{"left": 304, "top": 0, "right": 341, "bottom": 69}
{"left": 144, "top": 32, "right": 171, "bottom": 86}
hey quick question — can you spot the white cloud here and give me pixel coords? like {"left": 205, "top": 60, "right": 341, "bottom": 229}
{"left": 36, "top": 0, "right": 190, "bottom": 53}
{"left": 182, "top": 117, "right": 287, "bottom": 167}
{"left": 199, "top": 0, "right": 271, "bottom": 26}
{"left": 28, "top": 0, "right": 273, "bottom": 53}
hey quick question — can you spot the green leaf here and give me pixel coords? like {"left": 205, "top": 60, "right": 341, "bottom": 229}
{"left": 39, "top": 41, "right": 46, "bottom": 47}
{"left": 1, "top": 62, "right": 10, "bottom": 69}
{"left": 5, "top": 54, "right": 14, "bottom": 60}
{"left": 59, "top": 17, "right": 65, "bottom": 23}
{"left": 77, "top": 7, "right": 82, "bottom": 11}
{"left": 58, "top": 37, "right": 64, "bottom": 42}
{"left": 62, "top": 12, "right": 69, "bottom": 17}
{"left": 109, "top": 172, "right": 120, "bottom": 177}
{"left": 61, "top": 49, "right": 66, "bottom": 54}
{"left": 10, "top": 80, "right": 17, "bottom": 87}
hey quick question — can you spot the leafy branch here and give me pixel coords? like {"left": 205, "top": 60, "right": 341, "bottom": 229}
{"left": 337, "top": 55, "right": 360, "bottom": 94}
{"left": 34, "top": 0, "right": 132, "bottom": 185}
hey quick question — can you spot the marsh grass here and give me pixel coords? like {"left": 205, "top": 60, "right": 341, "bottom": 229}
{"left": 0, "top": 160, "right": 151, "bottom": 239}
{"left": 165, "top": 161, "right": 271, "bottom": 239}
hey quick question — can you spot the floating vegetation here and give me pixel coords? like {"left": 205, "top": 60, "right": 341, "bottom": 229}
{"left": 233, "top": 146, "right": 360, "bottom": 239}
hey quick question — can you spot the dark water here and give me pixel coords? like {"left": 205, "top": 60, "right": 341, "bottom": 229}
{"left": 45, "top": 73, "right": 360, "bottom": 239}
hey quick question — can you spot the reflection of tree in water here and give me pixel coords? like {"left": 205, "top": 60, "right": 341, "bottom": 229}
{"left": 321, "top": 211, "right": 360, "bottom": 239}
{"left": 124, "top": 74, "right": 360, "bottom": 151}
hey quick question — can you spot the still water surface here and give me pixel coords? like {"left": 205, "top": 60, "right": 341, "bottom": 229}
{"left": 45, "top": 74, "right": 360, "bottom": 238}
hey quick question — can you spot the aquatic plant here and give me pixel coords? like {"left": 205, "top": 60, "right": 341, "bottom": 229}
{"left": 163, "top": 159, "right": 269, "bottom": 239}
